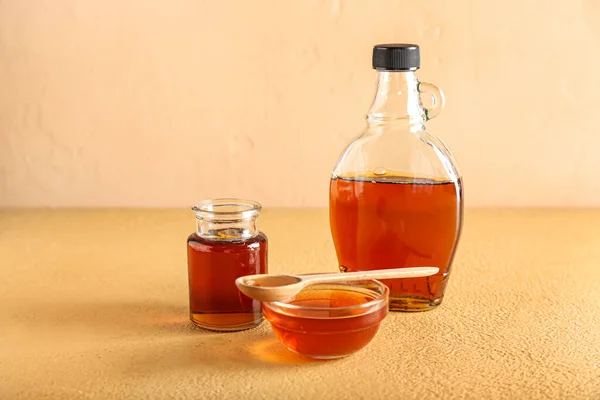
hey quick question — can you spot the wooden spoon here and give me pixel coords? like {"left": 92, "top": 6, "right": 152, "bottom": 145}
{"left": 235, "top": 267, "right": 439, "bottom": 302}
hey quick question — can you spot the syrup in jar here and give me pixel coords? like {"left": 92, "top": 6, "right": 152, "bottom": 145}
{"left": 187, "top": 199, "right": 267, "bottom": 331}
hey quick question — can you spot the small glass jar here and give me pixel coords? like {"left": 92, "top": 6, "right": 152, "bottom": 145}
{"left": 187, "top": 198, "right": 268, "bottom": 331}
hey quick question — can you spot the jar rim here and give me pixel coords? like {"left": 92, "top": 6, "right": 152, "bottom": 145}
{"left": 263, "top": 280, "right": 389, "bottom": 317}
{"left": 191, "top": 198, "right": 262, "bottom": 220}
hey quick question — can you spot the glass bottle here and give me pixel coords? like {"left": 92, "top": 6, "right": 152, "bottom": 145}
{"left": 329, "top": 44, "right": 463, "bottom": 312}
{"left": 187, "top": 198, "right": 267, "bottom": 331}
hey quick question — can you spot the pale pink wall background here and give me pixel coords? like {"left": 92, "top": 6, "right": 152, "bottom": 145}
{"left": 1, "top": 1, "right": 599, "bottom": 207}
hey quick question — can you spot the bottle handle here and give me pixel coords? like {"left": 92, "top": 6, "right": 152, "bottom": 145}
{"left": 418, "top": 82, "right": 445, "bottom": 120}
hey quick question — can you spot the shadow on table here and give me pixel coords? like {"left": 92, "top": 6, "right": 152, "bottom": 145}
{"left": 12, "top": 299, "right": 322, "bottom": 371}
{"left": 116, "top": 332, "right": 321, "bottom": 376}
{"left": 11, "top": 300, "right": 194, "bottom": 335}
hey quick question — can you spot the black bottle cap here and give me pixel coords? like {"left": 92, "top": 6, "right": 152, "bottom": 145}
{"left": 372, "top": 44, "right": 420, "bottom": 71}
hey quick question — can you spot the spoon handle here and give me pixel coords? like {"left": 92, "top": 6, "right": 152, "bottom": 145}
{"left": 300, "top": 267, "right": 439, "bottom": 284}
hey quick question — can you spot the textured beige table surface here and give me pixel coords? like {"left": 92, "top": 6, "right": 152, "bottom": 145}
{"left": 1, "top": 209, "right": 599, "bottom": 399}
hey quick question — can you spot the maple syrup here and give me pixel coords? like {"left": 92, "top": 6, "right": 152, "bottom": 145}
{"left": 187, "top": 199, "right": 267, "bottom": 331}
{"left": 329, "top": 44, "right": 463, "bottom": 311}
{"left": 330, "top": 174, "right": 462, "bottom": 311}
{"left": 262, "top": 281, "right": 389, "bottom": 359}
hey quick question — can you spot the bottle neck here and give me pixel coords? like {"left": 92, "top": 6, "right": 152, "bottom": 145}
{"left": 366, "top": 71, "right": 425, "bottom": 126}
{"left": 196, "top": 217, "right": 258, "bottom": 241}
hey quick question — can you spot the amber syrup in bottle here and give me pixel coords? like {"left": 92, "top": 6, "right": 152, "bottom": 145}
{"left": 330, "top": 174, "right": 462, "bottom": 311}
{"left": 329, "top": 44, "right": 463, "bottom": 311}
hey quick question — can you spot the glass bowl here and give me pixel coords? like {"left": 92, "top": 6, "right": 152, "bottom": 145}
{"left": 262, "top": 280, "right": 389, "bottom": 359}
